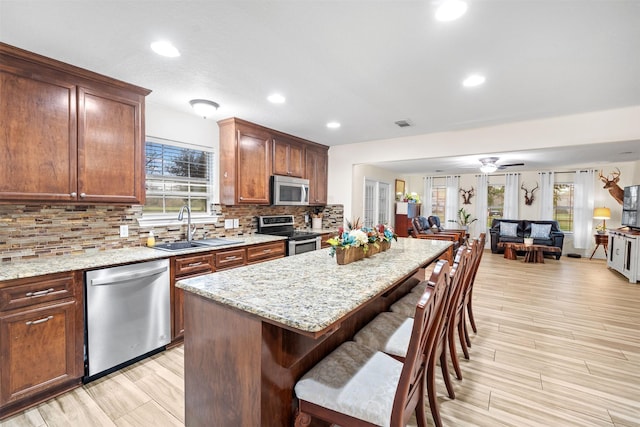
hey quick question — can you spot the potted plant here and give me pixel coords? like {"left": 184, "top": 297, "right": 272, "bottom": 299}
{"left": 449, "top": 208, "right": 478, "bottom": 231}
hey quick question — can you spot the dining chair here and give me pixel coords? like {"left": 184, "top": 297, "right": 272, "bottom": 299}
{"left": 294, "top": 261, "right": 450, "bottom": 427}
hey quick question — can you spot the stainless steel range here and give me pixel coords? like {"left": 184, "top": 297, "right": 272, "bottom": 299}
{"left": 258, "top": 215, "right": 321, "bottom": 256}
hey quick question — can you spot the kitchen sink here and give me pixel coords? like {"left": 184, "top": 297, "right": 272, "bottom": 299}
{"left": 152, "top": 241, "right": 204, "bottom": 252}
{"left": 193, "top": 237, "right": 243, "bottom": 247}
{"left": 152, "top": 238, "right": 243, "bottom": 252}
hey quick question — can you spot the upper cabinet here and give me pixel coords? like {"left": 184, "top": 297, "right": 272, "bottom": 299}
{"left": 272, "top": 135, "right": 304, "bottom": 178}
{"left": 219, "top": 118, "right": 272, "bottom": 205}
{"left": 305, "top": 145, "right": 328, "bottom": 206}
{"left": 0, "top": 43, "right": 150, "bottom": 204}
{"left": 218, "top": 117, "right": 328, "bottom": 206}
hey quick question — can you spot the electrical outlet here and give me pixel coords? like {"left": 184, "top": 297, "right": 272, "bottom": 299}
{"left": 224, "top": 219, "right": 233, "bottom": 229}
{"left": 119, "top": 225, "right": 129, "bottom": 237}
{"left": 233, "top": 219, "right": 239, "bottom": 228}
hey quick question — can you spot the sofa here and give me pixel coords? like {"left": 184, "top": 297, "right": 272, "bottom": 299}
{"left": 489, "top": 219, "right": 565, "bottom": 260}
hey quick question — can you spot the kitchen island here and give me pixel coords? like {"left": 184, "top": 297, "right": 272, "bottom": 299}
{"left": 176, "top": 237, "right": 451, "bottom": 426}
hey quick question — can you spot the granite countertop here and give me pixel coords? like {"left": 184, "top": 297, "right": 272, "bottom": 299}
{"left": 177, "top": 237, "right": 451, "bottom": 334}
{"left": 0, "top": 234, "right": 286, "bottom": 281}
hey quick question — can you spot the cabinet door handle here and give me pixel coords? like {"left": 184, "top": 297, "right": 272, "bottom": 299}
{"left": 239, "top": 197, "right": 244, "bottom": 200}
{"left": 80, "top": 193, "right": 86, "bottom": 198}
{"left": 263, "top": 249, "right": 272, "bottom": 253}
{"left": 225, "top": 255, "right": 238, "bottom": 260}
{"left": 188, "top": 262, "right": 204, "bottom": 267}
{"left": 25, "top": 288, "right": 55, "bottom": 297}
{"left": 26, "top": 316, "right": 53, "bottom": 326}
{"left": 70, "top": 192, "right": 77, "bottom": 198}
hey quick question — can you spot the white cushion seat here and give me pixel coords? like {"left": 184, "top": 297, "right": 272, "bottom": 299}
{"left": 294, "top": 341, "right": 403, "bottom": 427}
{"left": 353, "top": 311, "right": 413, "bottom": 358}
{"left": 390, "top": 292, "right": 423, "bottom": 318}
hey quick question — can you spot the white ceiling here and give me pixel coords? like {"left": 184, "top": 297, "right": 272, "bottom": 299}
{"left": 1, "top": 0, "right": 639, "bottom": 174}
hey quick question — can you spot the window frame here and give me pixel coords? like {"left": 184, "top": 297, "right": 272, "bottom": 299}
{"left": 139, "top": 136, "right": 218, "bottom": 227}
{"left": 553, "top": 181, "right": 575, "bottom": 232}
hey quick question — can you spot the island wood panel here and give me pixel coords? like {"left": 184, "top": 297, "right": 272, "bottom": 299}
{"left": 183, "top": 267, "right": 426, "bottom": 427}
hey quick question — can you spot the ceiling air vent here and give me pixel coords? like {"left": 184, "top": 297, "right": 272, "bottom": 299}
{"left": 394, "top": 119, "right": 412, "bottom": 128}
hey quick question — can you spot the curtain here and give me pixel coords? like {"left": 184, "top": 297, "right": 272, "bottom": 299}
{"left": 573, "top": 170, "right": 595, "bottom": 249}
{"left": 503, "top": 173, "right": 519, "bottom": 219}
{"left": 474, "top": 174, "right": 489, "bottom": 238}
{"left": 423, "top": 176, "right": 433, "bottom": 217}
{"left": 445, "top": 175, "right": 459, "bottom": 228}
{"left": 538, "top": 171, "right": 555, "bottom": 220}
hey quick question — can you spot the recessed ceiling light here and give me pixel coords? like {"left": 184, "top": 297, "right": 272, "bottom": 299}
{"left": 267, "top": 93, "right": 286, "bottom": 104}
{"left": 435, "top": 0, "right": 468, "bottom": 22}
{"left": 462, "top": 74, "right": 486, "bottom": 88}
{"left": 150, "top": 41, "right": 180, "bottom": 58}
{"left": 326, "top": 121, "right": 341, "bottom": 129}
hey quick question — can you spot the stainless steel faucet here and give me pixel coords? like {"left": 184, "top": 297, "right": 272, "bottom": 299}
{"left": 178, "top": 205, "right": 197, "bottom": 241}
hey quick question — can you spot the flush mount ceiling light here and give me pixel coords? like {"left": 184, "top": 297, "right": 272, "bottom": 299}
{"left": 189, "top": 99, "right": 219, "bottom": 118}
{"left": 463, "top": 74, "right": 486, "bottom": 88}
{"left": 150, "top": 41, "right": 180, "bottom": 58}
{"left": 267, "top": 93, "right": 286, "bottom": 104}
{"left": 435, "top": 0, "right": 468, "bottom": 22}
{"left": 326, "top": 121, "right": 341, "bottom": 129}
{"left": 479, "top": 157, "right": 498, "bottom": 174}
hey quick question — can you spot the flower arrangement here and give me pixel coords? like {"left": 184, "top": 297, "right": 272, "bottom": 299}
{"left": 326, "top": 219, "right": 397, "bottom": 263}
{"left": 403, "top": 192, "right": 421, "bottom": 203}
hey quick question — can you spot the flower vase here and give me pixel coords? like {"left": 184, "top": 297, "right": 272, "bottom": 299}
{"left": 335, "top": 246, "right": 365, "bottom": 265}
{"left": 366, "top": 244, "right": 379, "bottom": 257}
{"left": 380, "top": 240, "right": 391, "bottom": 251}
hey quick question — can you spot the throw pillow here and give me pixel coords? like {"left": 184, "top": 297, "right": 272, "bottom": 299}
{"left": 500, "top": 222, "right": 518, "bottom": 237}
{"left": 530, "top": 223, "right": 552, "bottom": 239}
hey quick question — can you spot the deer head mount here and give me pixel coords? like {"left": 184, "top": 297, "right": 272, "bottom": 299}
{"left": 459, "top": 187, "right": 474, "bottom": 205}
{"left": 599, "top": 168, "right": 624, "bottom": 205}
{"left": 521, "top": 182, "right": 539, "bottom": 206}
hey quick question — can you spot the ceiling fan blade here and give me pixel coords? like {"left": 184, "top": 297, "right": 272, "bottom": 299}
{"left": 500, "top": 162, "right": 525, "bottom": 167}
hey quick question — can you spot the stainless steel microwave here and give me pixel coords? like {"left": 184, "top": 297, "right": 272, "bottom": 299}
{"left": 271, "top": 175, "right": 309, "bottom": 206}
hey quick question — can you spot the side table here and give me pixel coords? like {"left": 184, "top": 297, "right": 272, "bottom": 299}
{"left": 590, "top": 233, "right": 608, "bottom": 259}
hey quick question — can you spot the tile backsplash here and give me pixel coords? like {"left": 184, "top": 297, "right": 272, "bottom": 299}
{"left": 0, "top": 204, "right": 343, "bottom": 262}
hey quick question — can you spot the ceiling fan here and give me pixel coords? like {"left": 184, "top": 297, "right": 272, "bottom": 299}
{"left": 478, "top": 157, "right": 524, "bottom": 173}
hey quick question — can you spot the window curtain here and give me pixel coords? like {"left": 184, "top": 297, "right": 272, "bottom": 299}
{"left": 474, "top": 174, "right": 489, "bottom": 238}
{"left": 503, "top": 173, "right": 519, "bottom": 219}
{"left": 423, "top": 176, "right": 434, "bottom": 217}
{"left": 445, "top": 175, "right": 459, "bottom": 227}
{"left": 538, "top": 171, "right": 555, "bottom": 220}
{"left": 573, "top": 170, "right": 595, "bottom": 249}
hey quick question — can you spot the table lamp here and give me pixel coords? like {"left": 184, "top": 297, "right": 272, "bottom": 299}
{"left": 593, "top": 207, "right": 611, "bottom": 232}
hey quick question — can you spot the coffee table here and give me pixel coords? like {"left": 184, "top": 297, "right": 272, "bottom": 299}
{"left": 498, "top": 242, "right": 561, "bottom": 263}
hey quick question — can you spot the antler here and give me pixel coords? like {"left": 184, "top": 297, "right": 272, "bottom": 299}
{"left": 611, "top": 167, "right": 621, "bottom": 183}
{"left": 531, "top": 182, "right": 539, "bottom": 192}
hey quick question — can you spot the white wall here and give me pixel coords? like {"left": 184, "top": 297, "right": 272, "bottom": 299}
{"left": 328, "top": 106, "right": 640, "bottom": 222}
{"left": 146, "top": 102, "right": 219, "bottom": 149}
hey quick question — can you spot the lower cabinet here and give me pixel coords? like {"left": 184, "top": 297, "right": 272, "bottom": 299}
{"left": 0, "top": 272, "right": 83, "bottom": 419}
{"left": 608, "top": 230, "right": 639, "bottom": 283}
{"left": 170, "top": 241, "right": 286, "bottom": 342}
{"left": 172, "top": 253, "right": 215, "bottom": 341}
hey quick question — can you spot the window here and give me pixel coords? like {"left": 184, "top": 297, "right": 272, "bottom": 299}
{"left": 554, "top": 183, "right": 574, "bottom": 231}
{"left": 487, "top": 184, "right": 505, "bottom": 227}
{"left": 144, "top": 138, "right": 214, "bottom": 216}
{"left": 431, "top": 186, "right": 446, "bottom": 219}
{"left": 364, "top": 180, "right": 391, "bottom": 228}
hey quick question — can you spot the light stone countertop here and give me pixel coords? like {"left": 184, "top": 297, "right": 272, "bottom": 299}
{"left": 0, "top": 234, "right": 286, "bottom": 281}
{"left": 176, "top": 237, "right": 451, "bottom": 334}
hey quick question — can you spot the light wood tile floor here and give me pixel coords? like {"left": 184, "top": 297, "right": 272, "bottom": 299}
{"left": 2, "top": 251, "right": 639, "bottom": 426}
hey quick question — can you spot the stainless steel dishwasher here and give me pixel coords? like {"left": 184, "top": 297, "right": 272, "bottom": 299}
{"left": 84, "top": 258, "right": 170, "bottom": 381}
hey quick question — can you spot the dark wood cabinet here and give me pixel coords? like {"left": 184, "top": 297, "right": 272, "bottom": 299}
{"left": 171, "top": 253, "right": 215, "bottom": 341}
{"left": 246, "top": 241, "right": 285, "bottom": 264}
{"left": 0, "top": 43, "right": 149, "bottom": 204}
{"left": 305, "top": 145, "right": 329, "bottom": 205}
{"left": 0, "top": 272, "right": 83, "bottom": 419}
{"left": 395, "top": 203, "right": 421, "bottom": 237}
{"left": 273, "top": 136, "right": 304, "bottom": 178}
{"left": 218, "top": 117, "right": 328, "bottom": 206}
{"left": 219, "top": 118, "right": 272, "bottom": 205}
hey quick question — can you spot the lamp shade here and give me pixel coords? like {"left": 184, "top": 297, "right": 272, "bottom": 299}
{"left": 593, "top": 207, "right": 611, "bottom": 220}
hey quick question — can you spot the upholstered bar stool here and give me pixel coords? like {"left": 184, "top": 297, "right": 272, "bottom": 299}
{"left": 294, "top": 262, "right": 450, "bottom": 427}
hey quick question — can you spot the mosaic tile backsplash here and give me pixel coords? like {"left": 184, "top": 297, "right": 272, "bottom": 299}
{"left": 0, "top": 204, "right": 344, "bottom": 263}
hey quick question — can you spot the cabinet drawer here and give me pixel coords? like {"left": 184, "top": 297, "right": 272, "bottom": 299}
{"left": 215, "top": 249, "right": 246, "bottom": 270}
{"left": 174, "top": 254, "right": 215, "bottom": 278}
{"left": 0, "top": 273, "right": 75, "bottom": 312}
{"left": 247, "top": 242, "right": 285, "bottom": 264}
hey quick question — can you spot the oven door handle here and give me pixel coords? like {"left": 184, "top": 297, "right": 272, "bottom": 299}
{"left": 292, "top": 237, "right": 320, "bottom": 245}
